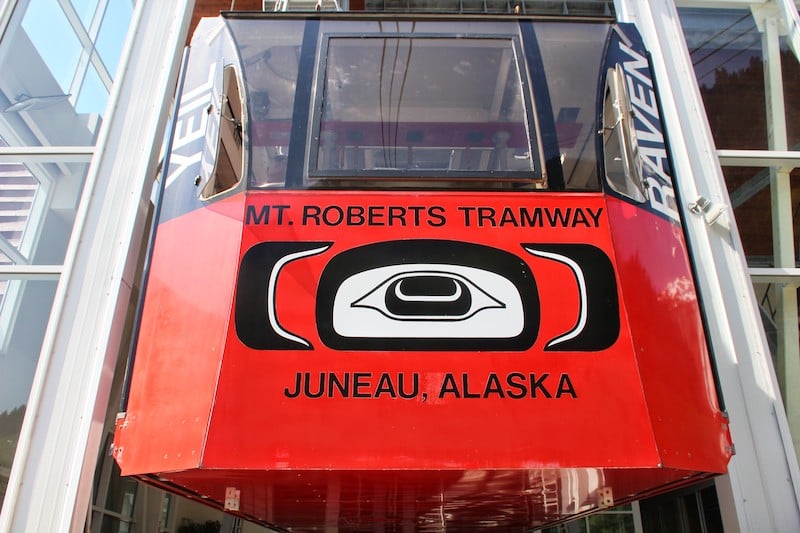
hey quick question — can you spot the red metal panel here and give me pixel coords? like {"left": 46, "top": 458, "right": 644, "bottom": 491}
{"left": 605, "top": 196, "right": 731, "bottom": 472}
{"left": 115, "top": 194, "right": 246, "bottom": 473}
{"left": 115, "top": 189, "right": 730, "bottom": 527}
{"left": 195, "top": 190, "right": 715, "bottom": 470}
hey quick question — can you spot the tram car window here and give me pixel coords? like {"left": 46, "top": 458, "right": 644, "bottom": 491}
{"left": 203, "top": 65, "right": 244, "bottom": 199}
{"left": 308, "top": 36, "right": 540, "bottom": 189}
{"left": 231, "top": 19, "right": 608, "bottom": 192}
{"left": 602, "top": 64, "right": 647, "bottom": 203}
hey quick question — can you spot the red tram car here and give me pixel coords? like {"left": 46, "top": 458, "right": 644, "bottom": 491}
{"left": 114, "top": 11, "right": 732, "bottom": 530}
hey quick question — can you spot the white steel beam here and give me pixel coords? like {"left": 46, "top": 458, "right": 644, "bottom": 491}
{"left": 0, "top": 234, "right": 28, "bottom": 265}
{"left": 750, "top": 267, "right": 800, "bottom": 285}
{"left": 0, "top": 265, "right": 61, "bottom": 279}
{"left": 717, "top": 149, "right": 800, "bottom": 170}
{"left": 724, "top": 145, "right": 800, "bottom": 206}
{"left": 615, "top": 1, "right": 800, "bottom": 531}
{"left": 0, "top": 146, "right": 94, "bottom": 163}
{"left": 0, "top": 0, "right": 194, "bottom": 531}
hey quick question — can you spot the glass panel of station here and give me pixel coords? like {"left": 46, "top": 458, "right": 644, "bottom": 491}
{"left": 679, "top": 7, "right": 800, "bottom": 263}
{"left": 0, "top": 277, "right": 58, "bottom": 507}
{"left": 541, "top": 504, "right": 636, "bottom": 533}
{"left": 639, "top": 483, "right": 724, "bottom": 533}
{"left": 0, "top": 152, "right": 91, "bottom": 266}
{"left": 0, "top": 0, "right": 133, "bottom": 514}
{"left": 91, "top": 435, "right": 138, "bottom": 533}
{"left": 678, "top": 7, "right": 800, "bottom": 369}
{"left": 9, "top": 0, "right": 108, "bottom": 146}
{"left": 95, "top": 1, "right": 134, "bottom": 75}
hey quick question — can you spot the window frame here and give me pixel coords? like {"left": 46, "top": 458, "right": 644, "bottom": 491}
{"left": 304, "top": 31, "right": 546, "bottom": 189}
{"left": 201, "top": 64, "right": 246, "bottom": 200}
{"left": 601, "top": 64, "right": 647, "bottom": 203}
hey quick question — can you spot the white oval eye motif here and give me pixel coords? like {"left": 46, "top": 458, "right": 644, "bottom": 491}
{"left": 351, "top": 271, "right": 503, "bottom": 321}
{"left": 332, "top": 264, "right": 524, "bottom": 339}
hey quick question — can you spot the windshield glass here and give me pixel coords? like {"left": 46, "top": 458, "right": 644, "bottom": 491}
{"left": 310, "top": 35, "right": 538, "bottom": 185}
{"left": 228, "top": 17, "right": 610, "bottom": 191}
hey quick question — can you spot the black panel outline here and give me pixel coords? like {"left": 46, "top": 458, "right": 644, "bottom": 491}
{"left": 523, "top": 243, "right": 619, "bottom": 351}
{"left": 235, "top": 241, "right": 331, "bottom": 350}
